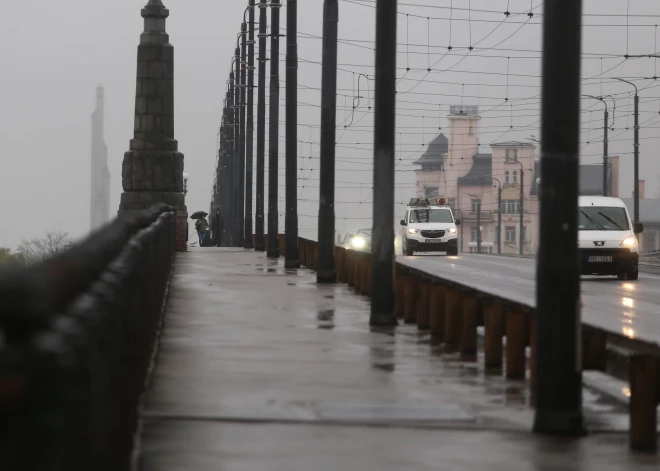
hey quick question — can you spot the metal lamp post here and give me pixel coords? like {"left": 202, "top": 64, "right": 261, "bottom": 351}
{"left": 615, "top": 78, "right": 640, "bottom": 227}
{"left": 584, "top": 95, "right": 610, "bottom": 196}
{"left": 491, "top": 177, "right": 502, "bottom": 254}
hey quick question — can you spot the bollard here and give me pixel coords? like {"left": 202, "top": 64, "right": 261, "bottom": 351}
{"left": 484, "top": 301, "right": 504, "bottom": 371}
{"left": 354, "top": 252, "right": 362, "bottom": 293}
{"left": 460, "top": 295, "right": 478, "bottom": 359}
{"left": 347, "top": 250, "right": 355, "bottom": 287}
{"left": 403, "top": 272, "right": 418, "bottom": 324}
{"left": 429, "top": 283, "right": 446, "bottom": 339}
{"left": 336, "top": 247, "right": 346, "bottom": 282}
{"left": 581, "top": 326, "right": 607, "bottom": 371}
{"left": 395, "top": 270, "right": 406, "bottom": 319}
{"left": 365, "top": 254, "right": 372, "bottom": 297}
{"left": 360, "top": 253, "right": 369, "bottom": 296}
{"left": 505, "top": 308, "right": 527, "bottom": 380}
{"left": 629, "top": 354, "right": 659, "bottom": 452}
{"left": 417, "top": 280, "right": 430, "bottom": 330}
{"left": 444, "top": 287, "right": 461, "bottom": 351}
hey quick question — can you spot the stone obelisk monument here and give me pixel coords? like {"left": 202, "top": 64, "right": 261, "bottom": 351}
{"left": 119, "top": 0, "right": 187, "bottom": 251}
{"left": 91, "top": 84, "right": 110, "bottom": 230}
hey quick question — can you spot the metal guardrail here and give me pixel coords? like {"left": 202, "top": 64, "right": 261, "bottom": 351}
{"left": 0, "top": 204, "right": 176, "bottom": 471}
{"left": 295, "top": 239, "right": 660, "bottom": 452}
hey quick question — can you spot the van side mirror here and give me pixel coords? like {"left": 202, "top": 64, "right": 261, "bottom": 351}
{"left": 634, "top": 222, "right": 644, "bottom": 234}
{"left": 400, "top": 219, "right": 407, "bottom": 226}
{"left": 455, "top": 219, "right": 461, "bottom": 226}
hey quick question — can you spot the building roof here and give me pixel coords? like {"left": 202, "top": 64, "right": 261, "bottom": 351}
{"left": 412, "top": 133, "right": 448, "bottom": 166}
{"left": 620, "top": 198, "right": 660, "bottom": 224}
{"left": 579, "top": 164, "right": 607, "bottom": 196}
{"left": 490, "top": 141, "right": 536, "bottom": 148}
{"left": 458, "top": 153, "right": 492, "bottom": 186}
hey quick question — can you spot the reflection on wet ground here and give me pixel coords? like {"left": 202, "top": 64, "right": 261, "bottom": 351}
{"left": 138, "top": 249, "right": 660, "bottom": 470}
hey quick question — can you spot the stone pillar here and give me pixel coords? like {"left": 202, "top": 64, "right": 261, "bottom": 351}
{"left": 119, "top": 0, "right": 187, "bottom": 251}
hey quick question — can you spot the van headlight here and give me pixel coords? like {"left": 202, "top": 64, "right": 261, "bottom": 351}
{"left": 351, "top": 237, "right": 366, "bottom": 248}
{"left": 621, "top": 236, "right": 637, "bottom": 247}
{"left": 448, "top": 227, "right": 457, "bottom": 234}
{"left": 408, "top": 228, "right": 420, "bottom": 234}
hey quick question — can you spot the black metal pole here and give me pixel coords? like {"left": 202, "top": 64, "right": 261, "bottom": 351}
{"left": 534, "top": 0, "right": 584, "bottom": 436}
{"left": 476, "top": 199, "right": 482, "bottom": 254}
{"left": 267, "top": 1, "right": 281, "bottom": 258}
{"left": 603, "top": 108, "right": 609, "bottom": 196}
{"left": 519, "top": 166, "right": 524, "bottom": 254}
{"left": 245, "top": 4, "right": 256, "bottom": 248}
{"left": 239, "top": 25, "right": 247, "bottom": 246}
{"left": 228, "top": 75, "right": 236, "bottom": 245}
{"left": 234, "top": 48, "right": 241, "bottom": 245}
{"left": 497, "top": 185, "right": 502, "bottom": 254}
{"left": 370, "top": 0, "right": 397, "bottom": 326}
{"left": 634, "top": 92, "right": 639, "bottom": 225}
{"left": 317, "top": 0, "right": 338, "bottom": 283}
{"left": 255, "top": 0, "right": 267, "bottom": 251}
{"left": 285, "top": 0, "right": 300, "bottom": 267}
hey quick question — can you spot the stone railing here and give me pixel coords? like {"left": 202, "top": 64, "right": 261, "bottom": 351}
{"left": 0, "top": 204, "right": 176, "bottom": 471}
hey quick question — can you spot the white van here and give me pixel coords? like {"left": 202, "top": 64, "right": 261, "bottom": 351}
{"left": 400, "top": 198, "right": 459, "bottom": 256}
{"left": 578, "top": 196, "right": 643, "bottom": 280}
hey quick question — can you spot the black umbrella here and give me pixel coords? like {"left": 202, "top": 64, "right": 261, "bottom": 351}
{"left": 190, "top": 211, "right": 208, "bottom": 220}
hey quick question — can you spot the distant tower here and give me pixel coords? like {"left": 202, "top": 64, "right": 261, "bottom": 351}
{"left": 91, "top": 84, "right": 110, "bottom": 229}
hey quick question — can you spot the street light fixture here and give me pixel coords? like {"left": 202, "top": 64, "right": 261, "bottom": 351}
{"left": 583, "top": 94, "right": 611, "bottom": 196}
{"left": 491, "top": 177, "right": 503, "bottom": 254}
{"left": 614, "top": 78, "right": 640, "bottom": 227}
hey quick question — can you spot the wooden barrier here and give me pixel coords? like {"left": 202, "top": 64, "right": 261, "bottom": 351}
{"left": 417, "top": 281, "right": 431, "bottom": 330}
{"left": 444, "top": 287, "right": 461, "bottom": 351}
{"left": 460, "top": 295, "right": 478, "bottom": 359}
{"left": 395, "top": 269, "right": 406, "bottom": 319}
{"left": 403, "top": 272, "right": 418, "bottom": 324}
{"left": 429, "top": 284, "right": 446, "bottom": 339}
{"left": 505, "top": 307, "right": 527, "bottom": 380}
{"left": 484, "top": 301, "right": 504, "bottom": 371}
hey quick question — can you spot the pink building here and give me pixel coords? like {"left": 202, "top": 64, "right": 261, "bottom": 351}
{"left": 413, "top": 106, "right": 540, "bottom": 254}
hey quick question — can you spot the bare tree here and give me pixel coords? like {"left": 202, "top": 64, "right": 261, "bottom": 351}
{"left": 16, "top": 231, "right": 73, "bottom": 266}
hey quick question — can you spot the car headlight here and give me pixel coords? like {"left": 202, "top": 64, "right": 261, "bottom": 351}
{"left": 351, "top": 237, "right": 366, "bottom": 248}
{"left": 448, "top": 227, "right": 457, "bottom": 234}
{"left": 622, "top": 236, "right": 637, "bottom": 247}
{"left": 407, "top": 228, "right": 420, "bottom": 234}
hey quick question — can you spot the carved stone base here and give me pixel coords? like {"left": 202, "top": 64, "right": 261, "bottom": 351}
{"left": 119, "top": 191, "right": 187, "bottom": 252}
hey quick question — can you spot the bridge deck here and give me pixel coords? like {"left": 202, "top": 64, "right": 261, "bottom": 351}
{"left": 137, "top": 249, "right": 659, "bottom": 470}
{"left": 398, "top": 254, "right": 660, "bottom": 349}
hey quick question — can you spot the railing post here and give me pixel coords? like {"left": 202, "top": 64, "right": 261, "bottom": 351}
{"left": 370, "top": 0, "right": 398, "bottom": 325}
{"left": 317, "top": 0, "right": 339, "bottom": 283}
{"left": 267, "top": 0, "right": 281, "bottom": 258}
{"left": 534, "top": 0, "right": 585, "bottom": 435}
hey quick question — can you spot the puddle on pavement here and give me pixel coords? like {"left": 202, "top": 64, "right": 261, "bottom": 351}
{"left": 317, "top": 309, "right": 335, "bottom": 330}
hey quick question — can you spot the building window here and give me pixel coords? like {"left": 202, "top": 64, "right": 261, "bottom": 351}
{"left": 512, "top": 171, "right": 518, "bottom": 184}
{"left": 505, "top": 149, "right": 518, "bottom": 161}
{"left": 468, "top": 123, "right": 474, "bottom": 136}
{"left": 505, "top": 226, "right": 516, "bottom": 242}
{"left": 471, "top": 226, "right": 479, "bottom": 241}
{"left": 501, "top": 200, "right": 520, "bottom": 214}
{"left": 425, "top": 186, "right": 439, "bottom": 198}
{"left": 505, "top": 171, "right": 510, "bottom": 184}
{"left": 471, "top": 198, "right": 481, "bottom": 213}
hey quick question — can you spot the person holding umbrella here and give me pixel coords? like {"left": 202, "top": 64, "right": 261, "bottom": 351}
{"left": 191, "top": 211, "right": 209, "bottom": 247}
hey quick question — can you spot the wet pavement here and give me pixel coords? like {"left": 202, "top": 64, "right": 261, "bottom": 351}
{"left": 137, "top": 249, "right": 659, "bottom": 470}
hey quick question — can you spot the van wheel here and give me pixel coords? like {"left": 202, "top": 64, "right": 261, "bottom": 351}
{"left": 627, "top": 269, "right": 639, "bottom": 281}
{"left": 405, "top": 248, "right": 414, "bottom": 256}
{"left": 447, "top": 247, "right": 458, "bottom": 256}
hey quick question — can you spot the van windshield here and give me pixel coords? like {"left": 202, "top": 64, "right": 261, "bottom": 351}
{"left": 578, "top": 206, "right": 630, "bottom": 231}
{"left": 409, "top": 208, "right": 453, "bottom": 224}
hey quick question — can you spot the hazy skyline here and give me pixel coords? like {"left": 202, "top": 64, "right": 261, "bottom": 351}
{"left": 1, "top": 0, "right": 658, "bottom": 250}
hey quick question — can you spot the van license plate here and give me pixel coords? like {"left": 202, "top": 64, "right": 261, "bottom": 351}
{"left": 425, "top": 239, "right": 437, "bottom": 243}
{"left": 588, "top": 256, "right": 612, "bottom": 262}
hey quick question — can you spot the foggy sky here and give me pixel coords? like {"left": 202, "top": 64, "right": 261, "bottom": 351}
{"left": 1, "top": 0, "right": 658, "bottom": 250}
